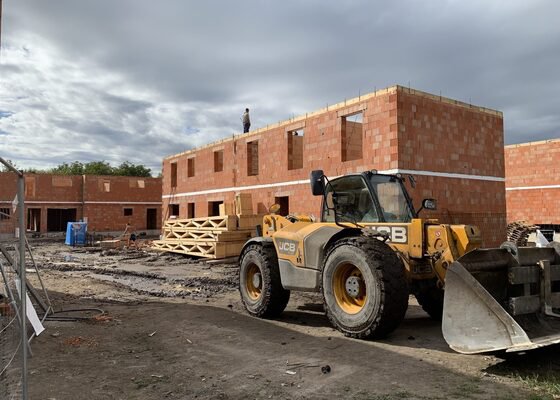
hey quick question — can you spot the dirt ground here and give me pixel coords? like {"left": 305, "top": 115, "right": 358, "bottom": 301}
{"left": 8, "top": 239, "right": 560, "bottom": 399}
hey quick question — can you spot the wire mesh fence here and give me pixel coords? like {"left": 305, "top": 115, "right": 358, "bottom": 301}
{"left": 0, "top": 244, "right": 23, "bottom": 399}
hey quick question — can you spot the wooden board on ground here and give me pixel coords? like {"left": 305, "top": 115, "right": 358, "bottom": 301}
{"left": 98, "top": 239, "right": 123, "bottom": 249}
{"left": 151, "top": 240, "right": 246, "bottom": 259}
{"left": 162, "top": 229, "right": 253, "bottom": 242}
{"left": 164, "top": 215, "right": 237, "bottom": 231}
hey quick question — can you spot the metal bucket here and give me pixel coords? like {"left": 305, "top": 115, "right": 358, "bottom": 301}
{"left": 442, "top": 247, "right": 560, "bottom": 354}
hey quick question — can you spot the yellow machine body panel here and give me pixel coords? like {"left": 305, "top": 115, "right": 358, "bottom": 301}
{"left": 238, "top": 170, "right": 560, "bottom": 354}
{"left": 262, "top": 214, "right": 483, "bottom": 286}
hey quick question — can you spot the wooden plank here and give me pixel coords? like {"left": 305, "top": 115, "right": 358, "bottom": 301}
{"left": 219, "top": 203, "right": 235, "bottom": 216}
{"left": 162, "top": 229, "right": 253, "bottom": 242}
{"left": 164, "top": 215, "right": 237, "bottom": 231}
{"left": 151, "top": 240, "right": 246, "bottom": 259}
{"left": 98, "top": 239, "right": 123, "bottom": 249}
{"left": 235, "top": 193, "right": 253, "bottom": 215}
{"left": 215, "top": 242, "right": 246, "bottom": 258}
{"left": 237, "top": 215, "right": 264, "bottom": 229}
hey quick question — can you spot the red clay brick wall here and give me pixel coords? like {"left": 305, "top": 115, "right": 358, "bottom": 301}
{"left": 397, "top": 88, "right": 506, "bottom": 246}
{"left": 0, "top": 173, "right": 162, "bottom": 234}
{"left": 83, "top": 176, "right": 161, "bottom": 202}
{"left": 505, "top": 139, "right": 560, "bottom": 224}
{"left": 24, "top": 174, "right": 83, "bottom": 202}
{"left": 82, "top": 176, "right": 162, "bottom": 232}
{"left": 163, "top": 87, "right": 398, "bottom": 219}
{"left": 162, "top": 85, "right": 506, "bottom": 246}
{"left": 0, "top": 173, "right": 18, "bottom": 234}
{"left": 84, "top": 203, "right": 161, "bottom": 233}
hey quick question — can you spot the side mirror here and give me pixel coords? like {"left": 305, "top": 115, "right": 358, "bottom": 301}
{"left": 422, "top": 198, "right": 437, "bottom": 211}
{"left": 310, "top": 170, "right": 325, "bottom": 196}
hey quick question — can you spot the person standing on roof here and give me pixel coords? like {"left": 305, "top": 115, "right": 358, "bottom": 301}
{"left": 242, "top": 108, "right": 251, "bottom": 133}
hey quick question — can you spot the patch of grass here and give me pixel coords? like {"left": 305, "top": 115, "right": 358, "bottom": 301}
{"left": 487, "top": 349, "right": 560, "bottom": 400}
{"left": 450, "top": 378, "right": 485, "bottom": 399}
{"left": 352, "top": 391, "right": 441, "bottom": 400}
{"left": 512, "top": 373, "right": 559, "bottom": 399}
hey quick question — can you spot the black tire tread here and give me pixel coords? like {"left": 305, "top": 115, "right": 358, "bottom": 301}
{"left": 239, "top": 243, "right": 290, "bottom": 318}
{"left": 414, "top": 284, "right": 444, "bottom": 320}
{"left": 322, "top": 236, "right": 409, "bottom": 339}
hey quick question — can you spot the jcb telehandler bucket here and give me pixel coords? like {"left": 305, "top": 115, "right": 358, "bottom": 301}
{"left": 442, "top": 247, "right": 560, "bottom": 354}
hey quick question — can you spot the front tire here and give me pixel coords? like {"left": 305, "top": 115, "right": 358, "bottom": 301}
{"left": 239, "top": 243, "right": 290, "bottom": 318}
{"left": 413, "top": 280, "right": 444, "bottom": 320}
{"left": 322, "top": 236, "right": 409, "bottom": 339}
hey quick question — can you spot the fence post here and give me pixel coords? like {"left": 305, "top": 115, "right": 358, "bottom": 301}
{"left": 17, "top": 175, "right": 27, "bottom": 400}
{"left": 0, "top": 156, "right": 28, "bottom": 399}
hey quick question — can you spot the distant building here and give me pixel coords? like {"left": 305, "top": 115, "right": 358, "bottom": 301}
{"left": 505, "top": 138, "right": 560, "bottom": 241}
{"left": 0, "top": 173, "right": 162, "bottom": 237}
{"left": 162, "top": 85, "right": 506, "bottom": 247}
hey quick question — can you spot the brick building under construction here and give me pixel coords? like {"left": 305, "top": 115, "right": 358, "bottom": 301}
{"left": 505, "top": 138, "right": 560, "bottom": 241}
{"left": 162, "top": 85, "right": 506, "bottom": 246}
{"left": 0, "top": 173, "right": 162, "bottom": 237}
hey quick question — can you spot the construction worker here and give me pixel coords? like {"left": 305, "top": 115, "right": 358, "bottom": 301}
{"left": 242, "top": 108, "right": 251, "bottom": 133}
{"left": 123, "top": 222, "right": 137, "bottom": 249}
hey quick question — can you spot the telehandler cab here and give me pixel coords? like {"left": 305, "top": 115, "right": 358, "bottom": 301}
{"left": 238, "top": 170, "right": 560, "bottom": 353}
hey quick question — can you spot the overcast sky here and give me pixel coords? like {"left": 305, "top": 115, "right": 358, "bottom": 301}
{"left": 1, "top": 1, "right": 559, "bottom": 174}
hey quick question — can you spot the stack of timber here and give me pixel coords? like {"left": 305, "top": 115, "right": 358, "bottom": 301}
{"left": 151, "top": 214, "right": 262, "bottom": 259}
{"left": 507, "top": 221, "right": 539, "bottom": 246}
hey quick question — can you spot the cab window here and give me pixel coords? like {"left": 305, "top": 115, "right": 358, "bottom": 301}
{"left": 322, "top": 176, "right": 379, "bottom": 223}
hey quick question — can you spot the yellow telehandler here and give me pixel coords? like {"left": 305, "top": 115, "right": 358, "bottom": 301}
{"left": 238, "top": 170, "right": 560, "bottom": 354}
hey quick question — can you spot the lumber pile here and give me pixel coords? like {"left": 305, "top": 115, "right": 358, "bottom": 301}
{"left": 507, "top": 221, "right": 539, "bottom": 247}
{"left": 152, "top": 193, "right": 264, "bottom": 259}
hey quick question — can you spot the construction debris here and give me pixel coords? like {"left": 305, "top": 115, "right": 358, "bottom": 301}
{"left": 506, "top": 221, "right": 539, "bottom": 246}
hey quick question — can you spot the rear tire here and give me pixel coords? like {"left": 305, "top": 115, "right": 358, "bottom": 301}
{"left": 414, "top": 281, "right": 444, "bottom": 320}
{"left": 322, "top": 236, "right": 409, "bottom": 339}
{"left": 239, "top": 243, "right": 290, "bottom": 318}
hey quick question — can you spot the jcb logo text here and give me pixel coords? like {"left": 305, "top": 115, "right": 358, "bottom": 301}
{"left": 370, "top": 226, "right": 408, "bottom": 244}
{"left": 276, "top": 239, "right": 298, "bottom": 255}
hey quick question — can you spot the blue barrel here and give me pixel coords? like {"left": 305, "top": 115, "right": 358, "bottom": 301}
{"left": 65, "top": 222, "right": 88, "bottom": 245}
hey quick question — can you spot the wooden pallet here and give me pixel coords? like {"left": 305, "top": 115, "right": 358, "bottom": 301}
{"left": 162, "top": 229, "right": 253, "bottom": 242}
{"left": 164, "top": 215, "right": 237, "bottom": 231}
{"left": 155, "top": 214, "right": 264, "bottom": 259}
{"left": 151, "top": 240, "right": 246, "bottom": 259}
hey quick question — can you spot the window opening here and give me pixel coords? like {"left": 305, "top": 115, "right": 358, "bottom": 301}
{"left": 247, "top": 141, "right": 259, "bottom": 176}
{"left": 288, "top": 129, "right": 304, "bottom": 170}
{"left": 341, "top": 111, "right": 363, "bottom": 162}
{"left": 188, "top": 158, "right": 195, "bottom": 177}
{"left": 214, "top": 150, "right": 224, "bottom": 172}
{"left": 208, "top": 201, "right": 223, "bottom": 217}
{"left": 171, "top": 162, "right": 178, "bottom": 188}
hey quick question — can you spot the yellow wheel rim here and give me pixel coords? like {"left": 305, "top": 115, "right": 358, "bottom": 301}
{"left": 245, "top": 263, "right": 262, "bottom": 300}
{"left": 332, "top": 262, "right": 366, "bottom": 314}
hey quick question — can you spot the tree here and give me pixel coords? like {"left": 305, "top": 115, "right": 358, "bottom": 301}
{"left": 50, "top": 161, "right": 85, "bottom": 175}
{"left": 0, "top": 159, "right": 18, "bottom": 172}
{"left": 48, "top": 160, "right": 152, "bottom": 177}
{"left": 114, "top": 161, "right": 152, "bottom": 177}
{"left": 82, "top": 161, "right": 114, "bottom": 176}
{"left": 3, "top": 160, "right": 153, "bottom": 177}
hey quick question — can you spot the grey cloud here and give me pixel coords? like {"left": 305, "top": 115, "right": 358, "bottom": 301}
{"left": 2, "top": 0, "right": 560, "bottom": 173}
